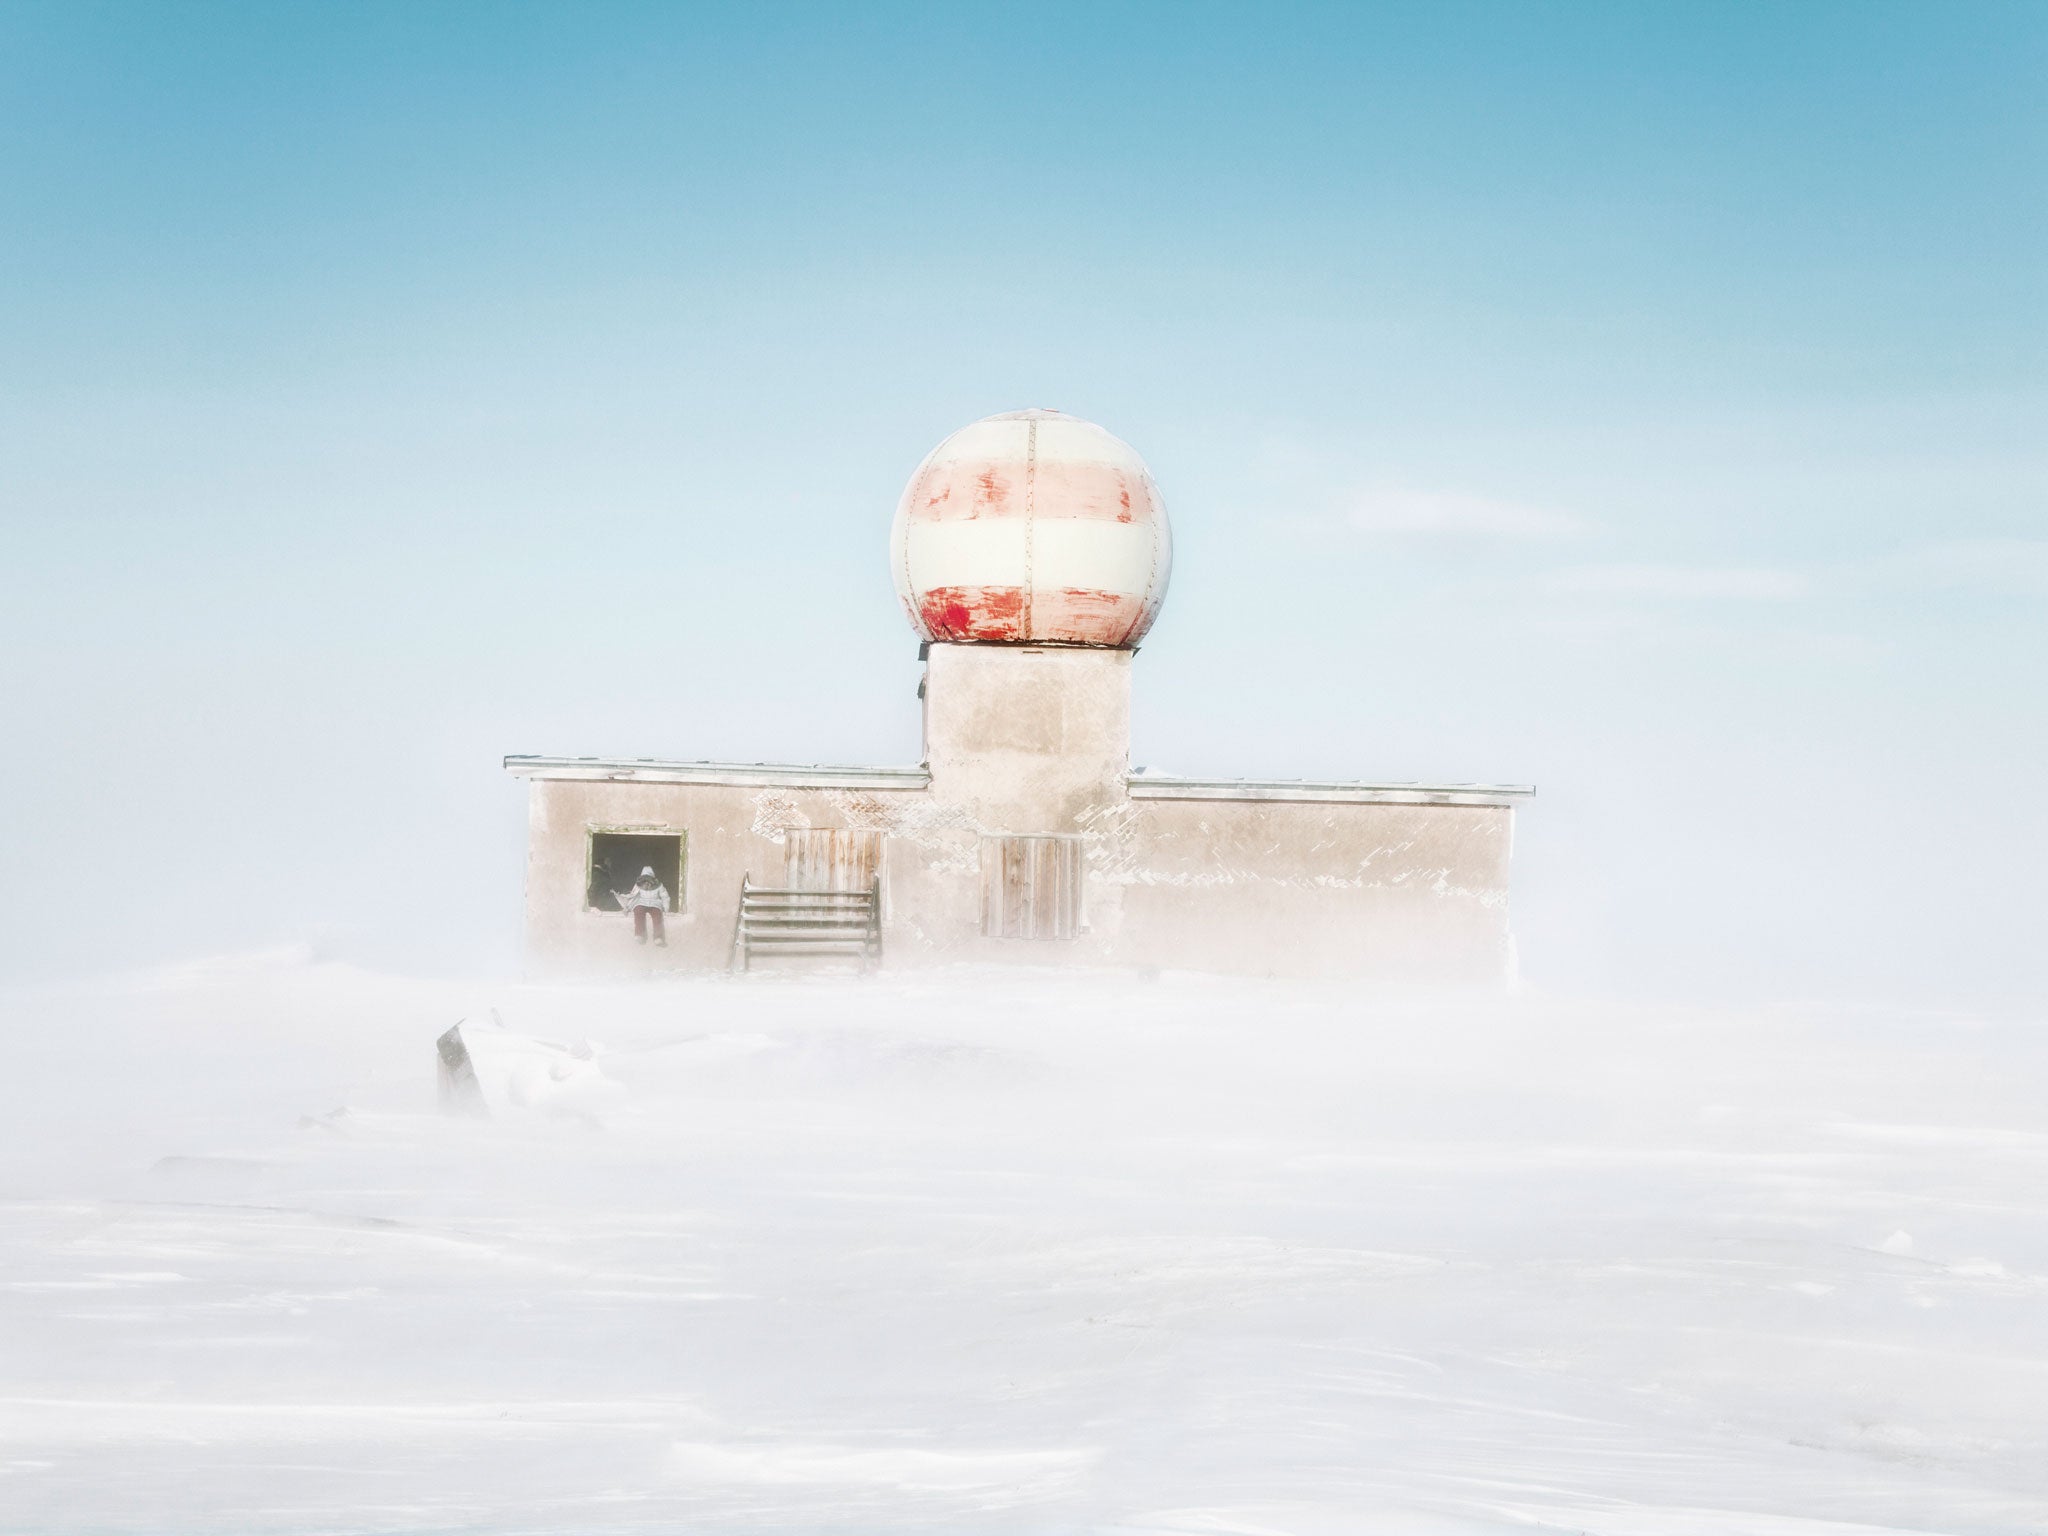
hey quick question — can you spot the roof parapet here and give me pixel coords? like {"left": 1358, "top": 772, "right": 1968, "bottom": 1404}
{"left": 503, "top": 756, "right": 931, "bottom": 790}
{"left": 504, "top": 757, "right": 1531, "bottom": 805}
{"left": 1126, "top": 773, "right": 1533, "bottom": 808}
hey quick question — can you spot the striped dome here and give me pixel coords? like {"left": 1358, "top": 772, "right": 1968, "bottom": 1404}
{"left": 890, "top": 410, "right": 1172, "bottom": 647}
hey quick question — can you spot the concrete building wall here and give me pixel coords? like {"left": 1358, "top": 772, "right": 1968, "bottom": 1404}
{"left": 520, "top": 772, "right": 1516, "bottom": 981}
{"left": 523, "top": 779, "right": 1128, "bottom": 977}
{"left": 1113, "top": 797, "right": 1515, "bottom": 981}
{"left": 922, "top": 644, "right": 1131, "bottom": 831}
{"left": 521, "top": 778, "right": 951, "bottom": 975}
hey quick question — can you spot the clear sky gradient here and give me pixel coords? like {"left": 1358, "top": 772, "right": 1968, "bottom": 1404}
{"left": 2, "top": 1, "right": 2042, "bottom": 1001}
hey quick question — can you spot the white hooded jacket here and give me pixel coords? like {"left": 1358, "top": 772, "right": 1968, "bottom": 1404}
{"left": 617, "top": 868, "right": 670, "bottom": 911}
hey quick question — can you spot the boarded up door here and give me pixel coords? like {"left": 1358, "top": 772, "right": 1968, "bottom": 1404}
{"left": 982, "top": 835, "right": 1085, "bottom": 939}
{"left": 783, "top": 829, "right": 883, "bottom": 892}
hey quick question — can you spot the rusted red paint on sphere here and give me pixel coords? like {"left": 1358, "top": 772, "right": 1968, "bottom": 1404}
{"left": 915, "top": 584, "right": 1139, "bottom": 644}
{"left": 891, "top": 410, "right": 1173, "bottom": 648}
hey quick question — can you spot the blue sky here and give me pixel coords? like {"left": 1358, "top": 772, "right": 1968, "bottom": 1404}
{"left": 1, "top": 1, "right": 2042, "bottom": 1001}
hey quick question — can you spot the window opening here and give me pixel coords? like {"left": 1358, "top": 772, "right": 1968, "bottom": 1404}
{"left": 587, "top": 831, "right": 685, "bottom": 913}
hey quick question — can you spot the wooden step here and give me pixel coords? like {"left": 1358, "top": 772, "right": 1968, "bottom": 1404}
{"left": 739, "top": 889, "right": 872, "bottom": 901}
{"left": 731, "top": 872, "right": 882, "bottom": 972}
{"left": 740, "top": 918, "right": 874, "bottom": 930}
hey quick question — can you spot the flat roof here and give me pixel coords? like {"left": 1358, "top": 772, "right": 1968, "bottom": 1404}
{"left": 505, "top": 756, "right": 1532, "bottom": 806}
{"left": 1127, "top": 773, "right": 1533, "bottom": 808}
{"left": 503, "top": 756, "right": 932, "bottom": 790}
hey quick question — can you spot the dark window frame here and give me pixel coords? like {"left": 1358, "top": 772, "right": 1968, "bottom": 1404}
{"left": 584, "top": 827, "right": 687, "bottom": 914}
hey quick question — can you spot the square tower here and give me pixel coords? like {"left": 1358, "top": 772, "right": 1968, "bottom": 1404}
{"left": 921, "top": 644, "right": 1132, "bottom": 833}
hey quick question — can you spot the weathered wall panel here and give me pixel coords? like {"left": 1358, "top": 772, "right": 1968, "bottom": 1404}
{"left": 982, "top": 835, "right": 1086, "bottom": 941}
{"left": 783, "top": 829, "right": 883, "bottom": 892}
{"left": 519, "top": 773, "right": 1515, "bottom": 981}
{"left": 922, "top": 644, "right": 1131, "bottom": 833}
{"left": 1112, "top": 798, "right": 1514, "bottom": 982}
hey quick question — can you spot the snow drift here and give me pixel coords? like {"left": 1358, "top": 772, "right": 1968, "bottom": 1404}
{"left": 0, "top": 955, "right": 2043, "bottom": 1533}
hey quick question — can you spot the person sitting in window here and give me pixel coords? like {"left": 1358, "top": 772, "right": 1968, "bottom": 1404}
{"left": 614, "top": 866, "right": 670, "bottom": 946}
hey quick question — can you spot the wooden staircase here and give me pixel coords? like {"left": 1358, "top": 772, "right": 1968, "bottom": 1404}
{"left": 730, "top": 875, "right": 882, "bottom": 972}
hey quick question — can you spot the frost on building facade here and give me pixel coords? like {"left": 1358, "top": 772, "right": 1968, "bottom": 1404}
{"left": 507, "top": 410, "right": 1533, "bottom": 980}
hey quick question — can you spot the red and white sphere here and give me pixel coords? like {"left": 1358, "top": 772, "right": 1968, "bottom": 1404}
{"left": 890, "top": 409, "right": 1172, "bottom": 647}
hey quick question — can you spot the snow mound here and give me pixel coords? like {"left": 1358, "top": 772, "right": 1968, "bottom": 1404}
{"left": 0, "top": 964, "right": 2043, "bottom": 1533}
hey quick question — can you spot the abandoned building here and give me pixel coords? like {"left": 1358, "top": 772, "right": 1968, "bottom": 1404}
{"left": 506, "top": 409, "right": 1533, "bottom": 980}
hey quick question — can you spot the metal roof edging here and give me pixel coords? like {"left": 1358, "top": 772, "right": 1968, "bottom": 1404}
{"left": 503, "top": 756, "right": 932, "bottom": 790}
{"left": 1126, "top": 775, "right": 1534, "bottom": 808}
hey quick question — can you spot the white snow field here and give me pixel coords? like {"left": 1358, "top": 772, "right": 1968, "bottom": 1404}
{"left": 2, "top": 954, "right": 2045, "bottom": 1535}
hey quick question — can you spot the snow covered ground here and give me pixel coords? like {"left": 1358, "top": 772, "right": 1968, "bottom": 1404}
{"left": 2, "top": 954, "right": 2045, "bottom": 1534}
